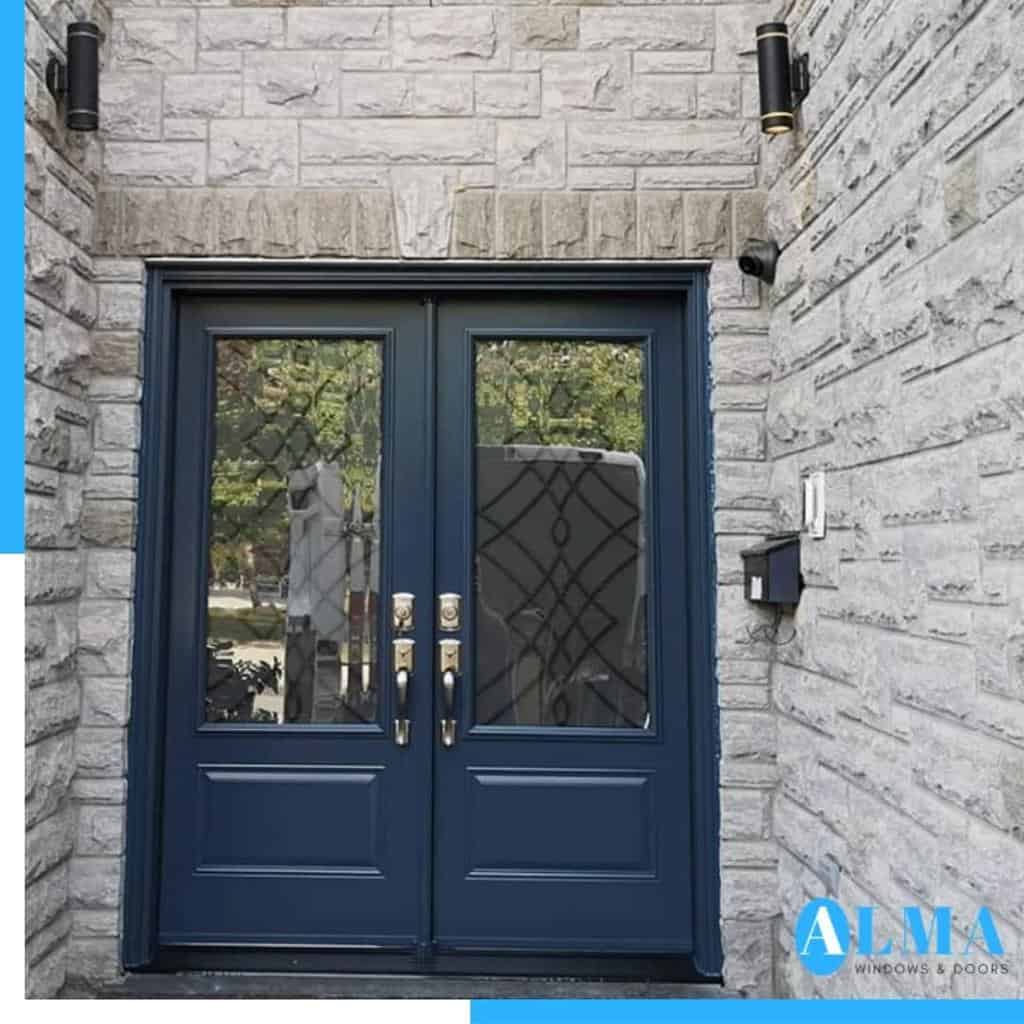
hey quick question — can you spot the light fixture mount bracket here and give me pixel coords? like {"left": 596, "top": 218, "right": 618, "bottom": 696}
{"left": 791, "top": 53, "right": 810, "bottom": 107}
{"left": 45, "top": 54, "right": 67, "bottom": 103}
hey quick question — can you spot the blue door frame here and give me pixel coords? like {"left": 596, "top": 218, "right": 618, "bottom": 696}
{"left": 123, "top": 263, "right": 720, "bottom": 981}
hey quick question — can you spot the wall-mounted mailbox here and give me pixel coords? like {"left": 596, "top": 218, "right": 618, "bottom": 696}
{"left": 740, "top": 533, "right": 802, "bottom": 606}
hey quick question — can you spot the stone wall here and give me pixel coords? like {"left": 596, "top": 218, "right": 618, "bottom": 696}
{"left": 24, "top": 0, "right": 113, "bottom": 1000}
{"left": 92, "top": 2, "right": 776, "bottom": 261}
{"left": 765, "top": 0, "right": 1024, "bottom": 998}
{"left": 55, "top": 0, "right": 780, "bottom": 996}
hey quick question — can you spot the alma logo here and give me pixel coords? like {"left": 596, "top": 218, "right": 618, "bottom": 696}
{"left": 795, "top": 899, "right": 1005, "bottom": 977}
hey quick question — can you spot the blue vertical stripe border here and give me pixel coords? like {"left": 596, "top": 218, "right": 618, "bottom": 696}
{"left": 5, "top": 0, "right": 25, "bottom": 553}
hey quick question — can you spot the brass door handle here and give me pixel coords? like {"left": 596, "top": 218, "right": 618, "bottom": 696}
{"left": 393, "top": 638, "right": 414, "bottom": 747}
{"left": 439, "top": 638, "right": 460, "bottom": 748}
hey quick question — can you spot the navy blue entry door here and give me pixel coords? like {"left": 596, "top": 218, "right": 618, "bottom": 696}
{"left": 158, "top": 291, "right": 698, "bottom": 959}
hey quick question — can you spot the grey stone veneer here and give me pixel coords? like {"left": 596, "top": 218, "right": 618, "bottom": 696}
{"left": 764, "top": 0, "right": 1024, "bottom": 1000}
{"left": 25, "top": 0, "right": 114, "bottom": 1000}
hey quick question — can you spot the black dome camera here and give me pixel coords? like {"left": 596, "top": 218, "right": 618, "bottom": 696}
{"left": 738, "top": 239, "right": 780, "bottom": 286}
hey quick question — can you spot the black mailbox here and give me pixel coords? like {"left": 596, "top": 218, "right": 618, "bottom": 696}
{"left": 740, "top": 533, "right": 802, "bottom": 606}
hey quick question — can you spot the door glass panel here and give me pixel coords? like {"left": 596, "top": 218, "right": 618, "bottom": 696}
{"left": 474, "top": 338, "right": 649, "bottom": 730}
{"left": 205, "top": 337, "right": 382, "bottom": 725}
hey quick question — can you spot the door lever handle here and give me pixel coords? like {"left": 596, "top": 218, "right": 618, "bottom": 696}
{"left": 393, "top": 638, "right": 414, "bottom": 747}
{"left": 441, "top": 670, "right": 456, "bottom": 748}
{"left": 438, "top": 638, "right": 460, "bottom": 748}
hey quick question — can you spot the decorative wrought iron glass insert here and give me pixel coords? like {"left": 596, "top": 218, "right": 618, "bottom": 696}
{"left": 474, "top": 338, "right": 649, "bottom": 730}
{"left": 205, "top": 337, "right": 382, "bottom": 725}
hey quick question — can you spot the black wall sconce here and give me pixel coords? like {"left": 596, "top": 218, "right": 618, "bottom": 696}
{"left": 756, "top": 22, "right": 810, "bottom": 135}
{"left": 46, "top": 22, "right": 100, "bottom": 132}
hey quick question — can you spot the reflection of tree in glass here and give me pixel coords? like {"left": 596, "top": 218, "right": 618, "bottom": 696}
{"left": 209, "top": 338, "right": 382, "bottom": 586}
{"left": 475, "top": 340, "right": 645, "bottom": 453}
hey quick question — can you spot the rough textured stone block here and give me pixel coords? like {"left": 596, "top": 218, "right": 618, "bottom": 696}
{"left": 590, "top": 191, "right": 636, "bottom": 258}
{"left": 76, "top": 806, "right": 125, "bottom": 858}
{"left": 80, "top": 678, "right": 131, "bottom": 729}
{"left": 257, "top": 192, "right": 301, "bottom": 257}
{"left": 343, "top": 73, "right": 415, "bottom": 117}
{"left": 25, "top": 940, "right": 68, "bottom": 999}
{"left": 199, "top": 9, "right": 285, "bottom": 52}
{"left": 26, "top": 807, "right": 75, "bottom": 885}
{"left": 214, "top": 189, "right": 261, "bottom": 255}
{"left": 452, "top": 190, "right": 495, "bottom": 258}
{"left": 543, "top": 192, "right": 589, "bottom": 259}
{"left": 412, "top": 74, "right": 475, "bottom": 116}
{"left": 210, "top": 120, "right": 298, "bottom": 186}
{"left": 497, "top": 121, "right": 565, "bottom": 189}
{"left": 26, "top": 733, "right": 75, "bottom": 830}
{"left": 26, "top": 550, "right": 83, "bottom": 604}
{"left": 78, "top": 602, "right": 132, "bottom": 677}
{"left": 25, "top": 383, "right": 90, "bottom": 474}
{"left": 542, "top": 53, "right": 629, "bottom": 116}
{"left": 476, "top": 74, "right": 540, "bottom": 118}
{"left": 286, "top": 9, "right": 388, "bottom": 50}
{"left": 244, "top": 51, "right": 342, "bottom": 118}
{"left": 111, "top": 10, "right": 197, "bottom": 73}
{"left": 510, "top": 9, "right": 579, "bottom": 51}
{"left": 580, "top": 9, "right": 715, "bottom": 52}
{"left": 81, "top": 499, "right": 136, "bottom": 549}
{"left": 632, "top": 75, "right": 698, "bottom": 120}
{"left": 699, "top": 75, "right": 743, "bottom": 119}
{"left": 103, "top": 142, "right": 207, "bottom": 188}
{"left": 164, "top": 73, "right": 243, "bottom": 120}
{"left": 685, "top": 192, "right": 733, "bottom": 257}
{"left": 392, "top": 167, "right": 456, "bottom": 258}
{"left": 65, "top": 937, "right": 120, "bottom": 987}
{"left": 497, "top": 192, "right": 543, "bottom": 259}
{"left": 722, "top": 919, "right": 774, "bottom": 996}
{"left": 27, "top": 681, "right": 80, "bottom": 747}
{"left": 354, "top": 191, "right": 397, "bottom": 257}
{"left": 635, "top": 52, "right": 713, "bottom": 74}
{"left": 69, "top": 857, "right": 122, "bottom": 910}
{"left": 569, "top": 121, "right": 758, "bottom": 167}
{"left": 637, "top": 191, "right": 684, "bottom": 258}
{"left": 99, "top": 73, "right": 162, "bottom": 141}
{"left": 304, "top": 120, "right": 494, "bottom": 166}
{"left": 393, "top": 10, "right": 501, "bottom": 69}
{"left": 298, "top": 190, "right": 354, "bottom": 256}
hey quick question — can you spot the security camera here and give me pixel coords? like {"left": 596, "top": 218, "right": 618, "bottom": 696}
{"left": 738, "top": 239, "right": 780, "bottom": 285}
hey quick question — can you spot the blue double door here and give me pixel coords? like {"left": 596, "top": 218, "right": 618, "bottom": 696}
{"left": 159, "top": 290, "right": 699, "bottom": 959}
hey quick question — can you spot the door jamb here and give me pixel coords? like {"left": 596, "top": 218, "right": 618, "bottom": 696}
{"left": 123, "top": 262, "right": 719, "bottom": 978}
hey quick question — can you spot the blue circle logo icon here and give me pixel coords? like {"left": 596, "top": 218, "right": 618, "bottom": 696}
{"left": 795, "top": 898, "right": 850, "bottom": 976}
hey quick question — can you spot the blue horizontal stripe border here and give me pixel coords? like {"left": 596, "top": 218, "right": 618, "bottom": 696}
{"left": 472, "top": 1000, "right": 1023, "bottom": 1022}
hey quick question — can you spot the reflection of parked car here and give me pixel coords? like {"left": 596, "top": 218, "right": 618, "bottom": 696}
{"left": 251, "top": 575, "right": 285, "bottom": 606}
{"left": 475, "top": 444, "right": 647, "bottom": 729}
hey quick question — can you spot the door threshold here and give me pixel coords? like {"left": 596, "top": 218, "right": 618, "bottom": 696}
{"left": 148, "top": 947, "right": 719, "bottom": 983}
{"left": 76, "top": 971, "right": 731, "bottom": 1000}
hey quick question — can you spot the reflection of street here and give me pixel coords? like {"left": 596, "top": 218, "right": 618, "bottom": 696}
{"left": 208, "top": 588, "right": 285, "bottom": 721}
{"left": 208, "top": 588, "right": 284, "bottom": 611}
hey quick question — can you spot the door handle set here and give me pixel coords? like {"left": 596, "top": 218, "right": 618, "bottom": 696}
{"left": 391, "top": 593, "right": 462, "bottom": 748}
{"left": 392, "top": 637, "right": 414, "bottom": 747}
{"left": 439, "top": 638, "right": 460, "bottom": 748}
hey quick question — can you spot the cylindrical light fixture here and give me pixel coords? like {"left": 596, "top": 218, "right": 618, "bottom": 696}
{"left": 755, "top": 22, "right": 809, "bottom": 136}
{"left": 45, "top": 21, "right": 101, "bottom": 132}
{"left": 67, "top": 22, "right": 100, "bottom": 131}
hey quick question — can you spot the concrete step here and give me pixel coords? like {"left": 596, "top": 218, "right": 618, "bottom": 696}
{"left": 69, "top": 973, "right": 733, "bottom": 1000}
